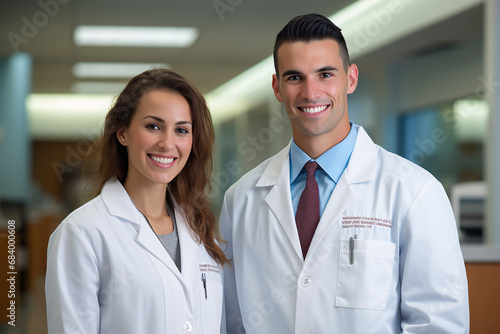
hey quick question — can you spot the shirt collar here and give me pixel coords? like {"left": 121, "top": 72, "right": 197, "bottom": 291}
{"left": 290, "top": 123, "right": 358, "bottom": 184}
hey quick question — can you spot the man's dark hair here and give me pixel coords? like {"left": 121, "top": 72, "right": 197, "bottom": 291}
{"left": 273, "top": 13, "right": 350, "bottom": 76}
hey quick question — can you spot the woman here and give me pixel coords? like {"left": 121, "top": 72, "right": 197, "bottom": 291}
{"left": 46, "top": 69, "right": 229, "bottom": 333}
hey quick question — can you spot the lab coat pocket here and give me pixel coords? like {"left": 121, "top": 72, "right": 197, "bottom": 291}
{"left": 335, "top": 239, "right": 396, "bottom": 310}
{"left": 200, "top": 269, "right": 223, "bottom": 332}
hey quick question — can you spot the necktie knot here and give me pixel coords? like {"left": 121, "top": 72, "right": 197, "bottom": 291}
{"left": 304, "top": 160, "right": 318, "bottom": 176}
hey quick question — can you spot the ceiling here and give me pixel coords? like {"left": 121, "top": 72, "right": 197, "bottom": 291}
{"left": 359, "top": 4, "right": 483, "bottom": 66}
{"left": 0, "top": 0, "right": 354, "bottom": 95}
{"left": 0, "top": 1, "right": 485, "bottom": 97}
{"left": 0, "top": 0, "right": 484, "bottom": 126}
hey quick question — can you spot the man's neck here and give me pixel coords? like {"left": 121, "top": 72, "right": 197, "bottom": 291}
{"left": 293, "top": 124, "right": 351, "bottom": 159}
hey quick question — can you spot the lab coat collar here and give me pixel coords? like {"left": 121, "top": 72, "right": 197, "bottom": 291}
{"left": 254, "top": 125, "right": 378, "bottom": 262}
{"left": 345, "top": 125, "right": 378, "bottom": 184}
{"left": 101, "top": 179, "right": 179, "bottom": 272}
{"left": 101, "top": 177, "right": 143, "bottom": 225}
{"left": 256, "top": 142, "right": 292, "bottom": 187}
{"left": 255, "top": 125, "right": 377, "bottom": 188}
{"left": 256, "top": 141, "right": 303, "bottom": 260}
{"left": 169, "top": 192, "right": 199, "bottom": 279}
{"left": 307, "top": 126, "right": 379, "bottom": 259}
{"left": 101, "top": 178, "right": 198, "bottom": 284}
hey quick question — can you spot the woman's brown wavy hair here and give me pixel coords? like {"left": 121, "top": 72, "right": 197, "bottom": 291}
{"left": 87, "top": 68, "right": 229, "bottom": 266}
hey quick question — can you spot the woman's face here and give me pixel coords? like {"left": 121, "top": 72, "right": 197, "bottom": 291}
{"left": 117, "top": 89, "right": 193, "bottom": 186}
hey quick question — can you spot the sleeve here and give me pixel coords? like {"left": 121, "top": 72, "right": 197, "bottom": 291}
{"left": 219, "top": 194, "right": 246, "bottom": 334}
{"left": 399, "top": 178, "right": 469, "bottom": 333}
{"left": 45, "top": 221, "right": 101, "bottom": 334}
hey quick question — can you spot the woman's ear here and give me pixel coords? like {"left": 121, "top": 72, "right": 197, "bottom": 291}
{"left": 116, "top": 127, "right": 128, "bottom": 146}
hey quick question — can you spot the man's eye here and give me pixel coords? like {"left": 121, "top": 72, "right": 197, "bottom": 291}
{"left": 320, "top": 72, "right": 332, "bottom": 78}
{"left": 287, "top": 75, "right": 300, "bottom": 81}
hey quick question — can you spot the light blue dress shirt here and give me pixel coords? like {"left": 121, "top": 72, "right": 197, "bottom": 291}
{"left": 290, "top": 124, "right": 358, "bottom": 217}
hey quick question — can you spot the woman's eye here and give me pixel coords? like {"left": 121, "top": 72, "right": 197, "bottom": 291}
{"left": 176, "top": 128, "right": 189, "bottom": 134}
{"left": 146, "top": 124, "right": 160, "bottom": 130}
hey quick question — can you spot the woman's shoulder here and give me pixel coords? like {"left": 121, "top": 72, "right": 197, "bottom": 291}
{"left": 57, "top": 195, "right": 108, "bottom": 232}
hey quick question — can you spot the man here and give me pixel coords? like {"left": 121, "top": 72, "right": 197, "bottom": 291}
{"left": 220, "top": 13, "right": 469, "bottom": 333}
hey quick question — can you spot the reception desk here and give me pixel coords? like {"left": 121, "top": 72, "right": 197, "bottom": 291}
{"left": 461, "top": 244, "right": 500, "bottom": 333}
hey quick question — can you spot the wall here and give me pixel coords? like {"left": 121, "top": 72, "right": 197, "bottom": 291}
{"left": 0, "top": 54, "right": 31, "bottom": 201}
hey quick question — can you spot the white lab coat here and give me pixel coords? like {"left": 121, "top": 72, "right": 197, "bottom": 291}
{"left": 46, "top": 178, "right": 224, "bottom": 334}
{"left": 221, "top": 125, "right": 469, "bottom": 334}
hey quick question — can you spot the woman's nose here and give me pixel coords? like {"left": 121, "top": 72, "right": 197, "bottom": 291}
{"left": 158, "top": 132, "right": 174, "bottom": 150}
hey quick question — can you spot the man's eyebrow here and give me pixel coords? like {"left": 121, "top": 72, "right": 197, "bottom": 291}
{"left": 281, "top": 66, "right": 339, "bottom": 78}
{"left": 318, "top": 66, "right": 339, "bottom": 72}
{"left": 281, "top": 70, "right": 302, "bottom": 78}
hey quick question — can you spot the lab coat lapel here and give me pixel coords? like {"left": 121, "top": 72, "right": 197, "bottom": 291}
{"left": 345, "top": 126, "right": 378, "bottom": 184}
{"left": 306, "top": 172, "right": 354, "bottom": 258}
{"left": 174, "top": 204, "right": 199, "bottom": 281}
{"left": 307, "top": 126, "right": 378, "bottom": 258}
{"left": 257, "top": 142, "right": 303, "bottom": 261}
{"left": 173, "top": 200, "right": 198, "bottom": 312}
{"left": 102, "top": 178, "right": 142, "bottom": 223}
{"left": 102, "top": 178, "right": 184, "bottom": 281}
{"left": 136, "top": 215, "right": 184, "bottom": 281}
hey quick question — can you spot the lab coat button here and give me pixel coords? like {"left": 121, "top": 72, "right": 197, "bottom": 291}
{"left": 184, "top": 321, "right": 193, "bottom": 332}
{"left": 301, "top": 276, "right": 312, "bottom": 287}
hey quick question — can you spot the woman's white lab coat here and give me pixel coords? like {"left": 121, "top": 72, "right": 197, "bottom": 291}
{"left": 221, "top": 125, "right": 469, "bottom": 334}
{"left": 46, "top": 178, "right": 224, "bottom": 334}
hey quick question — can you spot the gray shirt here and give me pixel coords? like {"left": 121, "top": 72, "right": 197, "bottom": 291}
{"left": 157, "top": 197, "right": 181, "bottom": 272}
{"left": 139, "top": 194, "right": 181, "bottom": 272}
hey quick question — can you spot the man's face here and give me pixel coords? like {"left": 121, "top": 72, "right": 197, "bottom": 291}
{"left": 272, "top": 39, "right": 358, "bottom": 151}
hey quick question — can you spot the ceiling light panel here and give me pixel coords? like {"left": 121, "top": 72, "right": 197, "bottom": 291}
{"left": 72, "top": 62, "right": 169, "bottom": 78}
{"left": 74, "top": 25, "right": 199, "bottom": 47}
{"left": 71, "top": 81, "right": 128, "bottom": 94}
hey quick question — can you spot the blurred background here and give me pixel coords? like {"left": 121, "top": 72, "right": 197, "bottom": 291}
{"left": 0, "top": 0, "right": 499, "bottom": 332}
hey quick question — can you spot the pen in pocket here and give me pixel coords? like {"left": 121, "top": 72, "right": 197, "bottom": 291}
{"left": 349, "top": 235, "right": 357, "bottom": 265}
{"left": 201, "top": 273, "right": 207, "bottom": 300}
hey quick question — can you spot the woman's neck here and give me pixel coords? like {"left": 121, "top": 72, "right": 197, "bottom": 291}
{"left": 123, "top": 177, "right": 168, "bottom": 219}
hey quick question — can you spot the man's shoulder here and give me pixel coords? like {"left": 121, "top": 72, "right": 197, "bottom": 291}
{"left": 379, "top": 145, "right": 433, "bottom": 176}
{"left": 226, "top": 154, "right": 276, "bottom": 194}
{"left": 226, "top": 142, "right": 290, "bottom": 195}
{"left": 367, "top": 143, "right": 439, "bottom": 195}
{"left": 351, "top": 126, "right": 434, "bottom": 184}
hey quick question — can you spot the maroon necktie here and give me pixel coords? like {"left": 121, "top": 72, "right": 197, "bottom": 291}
{"left": 295, "top": 161, "right": 320, "bottom": 258}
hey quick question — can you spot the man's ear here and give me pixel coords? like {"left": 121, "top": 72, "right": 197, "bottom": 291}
{"left": 347, "top": 63, "right": 359, "bottom": 94}
{"left": 116, "top": 127, "right": 128, "bottom": 146}
{"left": 272, "top": 74, "right": 284, "bottom": 102}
